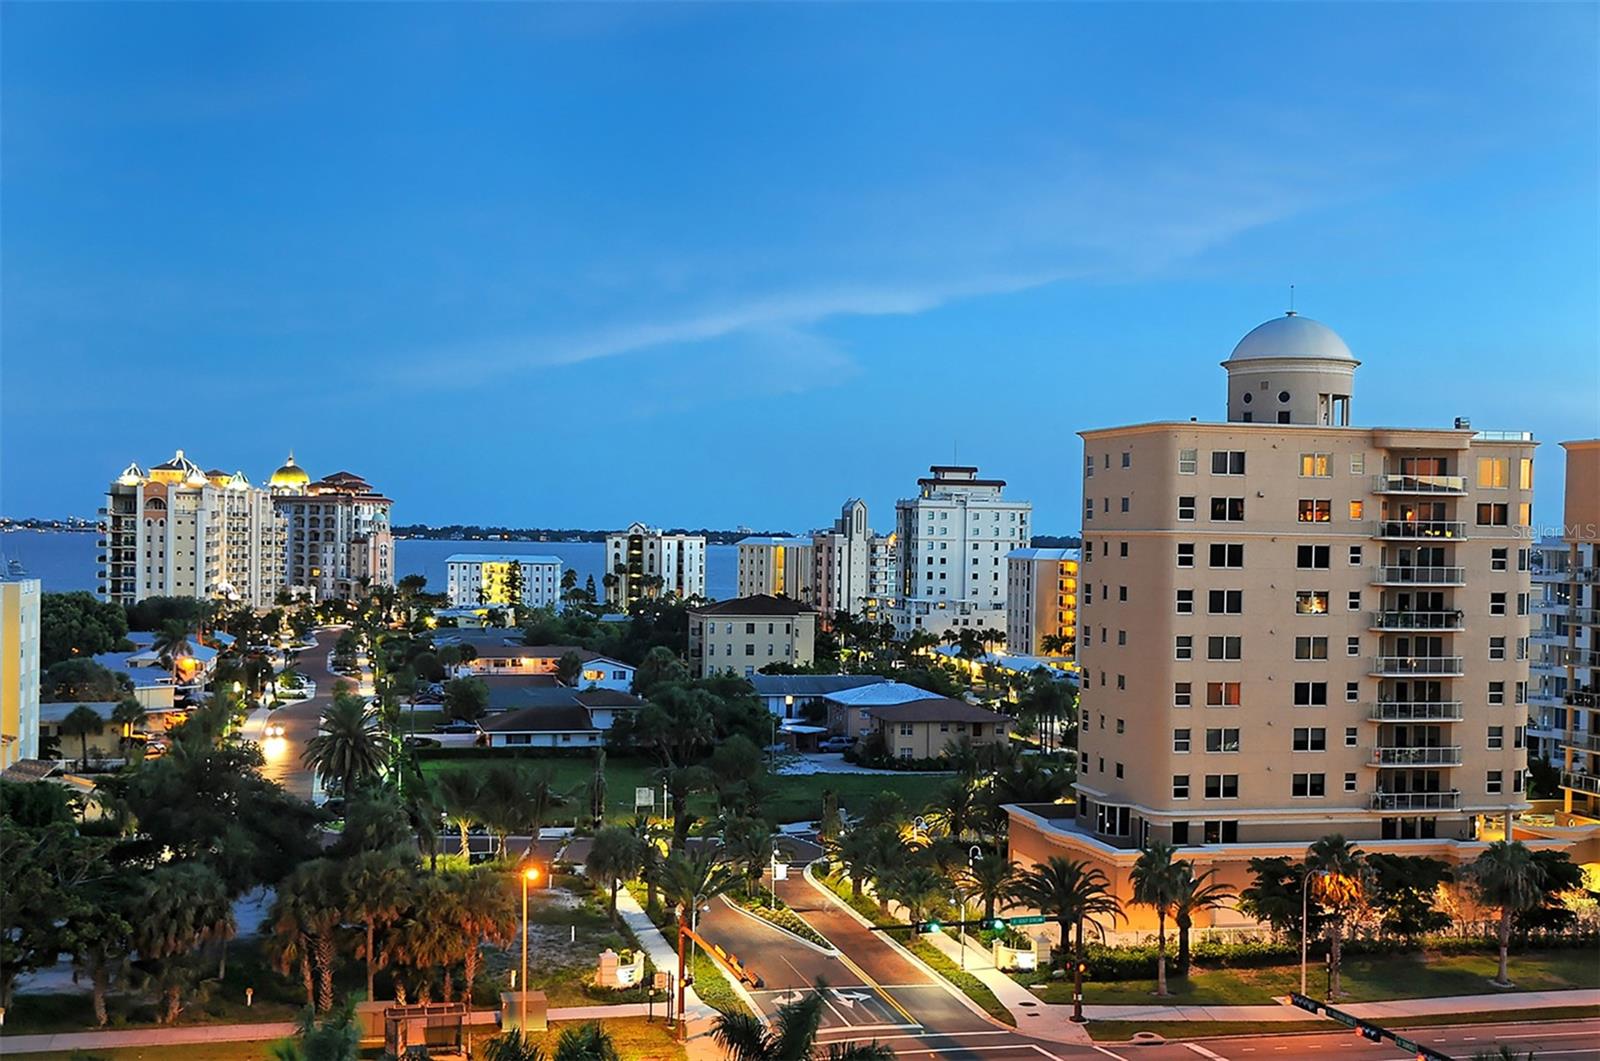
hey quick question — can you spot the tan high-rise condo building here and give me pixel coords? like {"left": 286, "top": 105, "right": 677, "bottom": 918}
{"left": 1006, "top": 548, "right": 1079, "bottom": 657}
{"left": 1009, "top": 312, "right": 1548, "bottom": 924}
{"left": 604, "top": 523, "right": 706, "bottom": 606}
{"left": 271, "top": 456, "right": 394, "bottom": 602}
{"left": 1549, "top": 440, "right": 1600, "bottom": 817}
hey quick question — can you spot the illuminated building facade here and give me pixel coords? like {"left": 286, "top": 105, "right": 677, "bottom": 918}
{"left": 445, "top": 554, "right": 563, "bottom": 610}
{"left": 1009, "top": 312, "right": 1539, "bottom": 930}
{"left": 736, "top": 537, "right": 815, "bottom": 602}
{"left": 1006, "top": 548, "right": 1079, "bottom": 657}
{"left": 272, "top": 457, "right": 394, "bottom": 602}
{"left": 603, "top": 523, "right": 706, "bottom": 606}
{"left": 99, "top": 450, "right": 285, "bottom": 609}
{"left": 1550, "top": 440, "right": 1600, "bottom": 818}
{"left": 0, "top": 577, "right": 41, "bottom": 769}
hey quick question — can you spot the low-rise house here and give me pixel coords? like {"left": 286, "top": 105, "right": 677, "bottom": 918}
{"left": 479, "top": 704, "right": 601, "bottom": 748}
{"left": 39, "top": 700, "right": 188, "bottom": 762}
{"left": 822, "top": 681, "right": 946, "bottom": 740}
{"left": 688, "top": 595, "right": 816, "bottom": 678}
{"left": 475, "top": 680, "right": 648, "bottom": 741}
{"left": 437, "top": 633, "right": 634, "bottom": 690}
{"left": 748, "top": 674, "right": 891, "bottom": 721}
{"left": 865, "top": 698, "right": 1013, "bottom": 760}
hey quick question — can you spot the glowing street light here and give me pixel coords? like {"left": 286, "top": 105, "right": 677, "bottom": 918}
{"left": 521, "top": 866, "right": 540, "bottom": 1032}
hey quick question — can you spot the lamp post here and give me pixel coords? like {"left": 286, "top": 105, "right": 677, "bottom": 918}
{"left": 962, "top": 844, "right": 982, "bottom": 971}
{"left": 1300, "top": 869, "right": 1329, "bottom": 996}
{"left": 521, "top": 866, "right": 539, "bottom": 1032}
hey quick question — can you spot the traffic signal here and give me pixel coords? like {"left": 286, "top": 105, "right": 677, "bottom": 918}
{"left": 1357, "top": 1024, "right": 1382, "bottom": 1043}
{"left": 985, "top": 918, "right": 1008, "bottom": 931}
{"left": 919, "top": 920, "right": 942, "bottom": 934}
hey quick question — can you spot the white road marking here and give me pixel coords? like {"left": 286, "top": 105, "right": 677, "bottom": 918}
{"left": 1091, "top": 1045, "right": 1131, "bottom": 1061}
{"left": 814, "top": 1029, "right": 1010, "bottom": 1042}
{"left": 1185, "top": 1044, "right": 1228, "bottom": 1060}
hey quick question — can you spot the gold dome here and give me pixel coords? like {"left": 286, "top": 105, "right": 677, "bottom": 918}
{"left": 270, "top": 452, "right": 311, "bottom": 488}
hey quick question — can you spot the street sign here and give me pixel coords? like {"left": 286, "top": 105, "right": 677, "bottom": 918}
{"left": 772, "top": 862, "right": 789, "bottom": 880}
{"left": 635, "top": 787, "right": 654, "bottom": 808}
{"left": 1007, "top": 915, "right": 1047, "bottom": 926}
{"left": 1325, "top": 1005, "right": 1357, "bottom": 1028}
{"left": 653, "top": 971, "right": 669, "bottom": 989}
{"left": 1288, "top": 992, "right": 1322, "bottom": 1014}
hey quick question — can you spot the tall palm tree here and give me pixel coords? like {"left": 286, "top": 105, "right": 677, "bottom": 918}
{"left": 270, "top": 860, "right": 344, "bottom": 1012}
{"left": 626, "top": 813, "right": 666, "bottom": 910}
{"left": 586, "top": 826, "right": 643, "bottom": 926}
{"left": 60, "top": 703, "right": 104, "bottom": 769}
{"left": 923, "top": 777, "right": 980, "bottom": 841}
{"left": 861, "top": 827, "right": 911, "bottom": 914}
{"left": 134, "top": 863, "right": 235, "bottom": 1024}
{"left": 1009, "top": 857, "right": 1124, "bottom": 970}
{"left": 110, "top": 698, "right": 146, "bottom": 756}
{"left": 434, "top": 769, "right": 484, "bottom": 860}
{"left": 1130, "top": 840, "right": 1185, "bottom": 996}
{"left": 151, "top": 620, "right": 195, "bottom": 681}
{"left": 712, "top": 981, "right": 892, "bottom": 1060}
{"left": 340, "top": 851, "right": 413, "bottom": 1001}
{"left": 303, "top": 694, "right": 385, "bottom": 798}
{"left": 384, "top": 875, "right": 453, "bottom": 1005}
{"left": 960, "top": 852, "right": 1020, "bottom": 923}
{"left": 831, "top": 827, "right": 879, "bottom": 902}
{"left": 1172, "top": 864, "right": 1235, "bottom": 974}
{"left": 441, "top": 867, "right": 516, "bottom": 1005}
{"left": 1467, "top": 840, "right": 1548, "bottom": 987}
{"left": 1305, "top": 834, "right": 1368, "bottom": 997}
{"left": 885, "top": 866, "right": 948, "bottom": 926}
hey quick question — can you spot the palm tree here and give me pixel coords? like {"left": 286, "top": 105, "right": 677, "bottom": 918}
{"left": 626, "top": 813, "right": 666, "bottom": 910}
{"left": 434, "top": 769, "right": 484, "bottom": 860}
{"left": 271, "top": 860, "right": 344, "bottom": 1012}
{"left": 303, "top": 694, "right": 385, "bottom": 797}
{"left": 884, "top": 866, "right": 947, "bottom": 926}
{"left": 1305, "top": 834, "right": 1368, "bottom": 998}
{"left": 441, "top": 867, "right": 517, "bottom": 1005}
{"left": 110, "top": 698, "right": 146, "bottom": 756}
{"left": 383, "top": 875, "right": 453, "bottom": 1005}
{"left": 1467, "top": 840, "right": 1548, "bottom": 988}
{"left": 831, "top": 828, "right": 879, "bottom": 902}
{"left": 923, "top": 777, "right": 980, "bottom": 841}
{"left": 586, "top": 826, "right": 642, "bottom": 926}
{"left": 712, "top": 981, "right": 892, "bottom": 1060}
{"left": 1009, "top": 856, "right": 1124, "bottom": 972}
{"left": 860, "top": 827, "right": 910, "bottom": 914}
{"left": 552, "top": 1021, "right": 620, "bottom": 1061}
{"left": 1172, "top": 864, "right": 1235, "bottom": 974}
{"left": 483, "top": 1029, "right": 547, "bottom": 1061}
{"left": 340, "top": 851, "right": 413, "bottom": 1001}
{"left": 60, "top": 703, "right": 104, "bottom": 769}
{"left": 1130, "top": 840, "right": 1185, "bottom": 996}
{"left": 134, "top": 863, "right": 235, "bottom": 1023}
{"left": 723, "top": 818, "right": 780, "bottom": 900}
{"left": 960, "top": 852, "right": 1020, "bottom": 923}
{"left": 151, "top": 620, "right": 195, "bottom": 681}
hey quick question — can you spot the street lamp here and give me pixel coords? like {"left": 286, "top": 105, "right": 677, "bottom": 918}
{"left": 1300, "top": 869, "right": 1330, "bottom": 995}
{"left": 961, "top": 844, "right": 982, "bottom": 970}
{"left": 521, "top": 866, "right": 540, "bottom": 1032}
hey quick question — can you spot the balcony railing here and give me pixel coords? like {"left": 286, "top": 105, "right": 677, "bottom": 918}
{"left": 1371, "top": 791, "right": 1462, "bottom": 811}
{"left": 1370, "top": 746, "right": 1463, "bottom": 767}
{"left": 1567, "top": 689, "right": 1598, "bottom": 708}
{"left": 1571, "top": 567, "right": 1599, "bottom": 583}
{"left": 1373, "top": 520, "right": 1468, "bottom": 540}
{"left": 1560, "top": 771, "right": 1600, "bottom": 796}
{"left": 1371, "top": 656, "right": 1464, "bottom": 677}
{"left": 1373, "top": 474, "right": 1468, "bottom": 495}
{"left": 1531, "top": 628, "right": 1570, "bottom": 645}
{"left": 1371, "top": 611, "right": 1465, "bottom": 632}
{"left": 1368, "top": 701, "right": 1464, "bottom": 722}
{"left": 1561, "top": 732, "right": 1600, "bottom": 754}
{"left": 1568, "top": 606, "right": 1600, "bottom": 626}
{"left": 1373, "top": 566, "right": 1466, "bottom": 586}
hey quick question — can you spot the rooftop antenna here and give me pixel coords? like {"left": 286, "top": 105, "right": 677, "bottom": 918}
{"left": 1287, "top": 284, "right": 1296, "bottom": 317}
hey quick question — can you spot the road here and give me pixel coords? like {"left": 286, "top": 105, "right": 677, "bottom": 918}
{"left": 247, "top": 627, "right": 349, "bottom": 799}
{"left": 694, "top": 837, "right": 1598, "bottom": 1060}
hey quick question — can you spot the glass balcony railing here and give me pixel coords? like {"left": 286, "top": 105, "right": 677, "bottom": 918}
{"left": 1368, "top": 701, "right": 1464, "bottom": 722}
{"left": 1373, "top": 520, "right": 1467, "bottom": 540}
{"left": 1371, "top": 611, "right": 1465, "bottom": 631}
{"left": 1560, "top": 771, "right": 1600, "bottom": 796}
{"left": 1373, "top": 566, "right": 1466, "bottom": 585}
{"left": 1373, "top": 474, "right": 1468, "bottom": 494}
{"left": 1370, "top": 746, "right": 1463, "bottom": 767}
{"left": 1371, "top": 791, "right": 1461, "bottom": 811}
{"left": 1371, "top": 656, "right": 1464, "bottom": 677}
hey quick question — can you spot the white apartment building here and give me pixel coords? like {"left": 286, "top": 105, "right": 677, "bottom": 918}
{"left": 1006, "top": 547, "right": 1080, "bottom": 657}
{"left": 272, "top": 459, "right": 395, "bottom": 601}
{"left": 99, "top": 451, "right": 286, "bottom": 609}
{"left": 736, "top": 537, "right": 816, "bottom": 602}
{"left": 890, "top": 465, "right": 1031, "bottom": 637}
{"left": 1, "top": 577, "right": 41, "bottom": 769}
{"left": 604, "top": 523, "right": 706, "bottom": 606}
{"left": 445, "top": 554, "right": 563, "bottom": 610}
{"left": 812, "top": 499, "right": 897, "bottom": 619}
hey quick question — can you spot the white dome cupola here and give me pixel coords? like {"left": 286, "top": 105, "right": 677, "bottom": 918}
{"left": 1222, "top": 312, "right": 1359, "bottom": 426}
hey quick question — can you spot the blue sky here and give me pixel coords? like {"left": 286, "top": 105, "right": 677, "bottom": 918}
{"left": 3, "top": 2, "right": 1596, "bottom": 533}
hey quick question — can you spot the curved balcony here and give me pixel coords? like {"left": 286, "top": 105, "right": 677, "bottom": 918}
{"left": 1368, "top": 701, "right": 1464, "bottom": 722}
{"left": 1369, "top": 746, "right": 1463, "bottom": 767}
{"left": 1371, "top": 791, "right": 1462, "bottom": 811}
{"left": 1373, "top": 520, "right": 1468, "bottom": 541}
{"left": 1371, "top": 611, "right": 1465, "bottom": 632}
{"left": 1560, "top": 771, "right": 1600, "bottom": 796}
{"left": 1373, "top": 566, "right": 1466, "bottom": 587}
{"left": 1371, "top": 656, "right": 1464, "bottom": 677}
{"left": 1373, "top": 474, "right": 1467, "bottom": 495}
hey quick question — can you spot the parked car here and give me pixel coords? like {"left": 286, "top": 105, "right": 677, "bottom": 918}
{"left": 435, "top": 722, "right": 479, "bottom": 735}
{"left": 817, "top": 736, "right": 855, "bottom": 753}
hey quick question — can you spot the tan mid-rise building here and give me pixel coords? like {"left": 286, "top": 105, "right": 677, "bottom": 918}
{"left": 1006, "top": 548, "right": 1079, "bottom": 657}
{"left": 1551, "top": 440, "right": 1600, "bottom": 818}
{"left": 688, "top": 595, "right": 816, "bottom": 678}
{"left": 1009, "top": 312, "right": 1542, "bottom": 927}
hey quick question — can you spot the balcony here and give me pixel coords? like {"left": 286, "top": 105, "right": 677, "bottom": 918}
{"left": 1370, "top": 746, "right": 1463, "bottom": 767}
{"left": 1373, "top": 566, "right": 1466, "bottom": 586}
{"left": 1567, "top": 606, "right": 1600, "bottom": 627}
{"left": 1571, "top": 567, "right": 1600, "bottom": 583}
{"left": 1368, "top": 701, "right": 1464, "bottom": 722}
{"left": 1373, "top": 474, "right": 1468, "bottom": 495}
{"left": 1531, "top": 628, "right": 1570, "bottom": 646}
{"left": 1372, "top": 791, "right": 1462, "bottom": 811}
{"left": 1373, "top": 520, "right": 1468, "bottom": 541}
{"left": 1567, "top": 690, "right": 1598, "bottom": 709}
{"left": 1371, "top": 656, "right": 1464, "bottom": 677}
{"left": 1560, "top": 771, "right": 1600, "bottom": 796}
{"left": 1371, "top": 611, "right": 1465, "bottom": 632}
{"left": 1533, "top": 597, "right": 1570, "bottom": 614}
{"left": 1561, "top": 732, "right": 1600, "bottom": 754}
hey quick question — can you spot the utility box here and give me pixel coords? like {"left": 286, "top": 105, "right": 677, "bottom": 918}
{"left": 499, "top": 990, "right": 548, "bottom": 1034}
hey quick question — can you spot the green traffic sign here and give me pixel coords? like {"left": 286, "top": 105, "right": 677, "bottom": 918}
{"left": 1007, "top": 915, "right": 1047, "bottom": 925}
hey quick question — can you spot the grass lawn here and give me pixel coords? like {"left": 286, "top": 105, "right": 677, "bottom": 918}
{"left": 1084, "top": 1004, "right": 1600, "bottom": 1042}
{"left": 420, "top": 755, "right": 947, "bottom": 825}
{"left": 1025, "top": 949, "right": 1600, "bottom": 1007}
{"left": 16, "top": 1043, "right": 293, "bottom": 1061}
{"left": 534, "top": 1016, "right": 685, "bottom": 1060}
